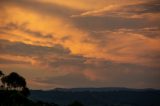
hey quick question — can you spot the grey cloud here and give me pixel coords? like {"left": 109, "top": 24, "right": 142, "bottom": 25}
{"left": 0, "top": 23, "right": 55, "bottom": 39}
{"left": 34, "top": 73, "right": 108, "bottom": 88}
{"left": 0, "top": 39, "right": 70, "bottom": 56}
{"left": 120, "top": 27, "right": 160, "bottom": 38}
{"left": 0, "top": 58, "right": 29, "bottom": 64}
{"left": 47, "top": 55, "right": 86, "bottom": 68}
{"left": 0, "top": 39, "right": 87, "bottom": 68}
{"left": 71, "top": 0, "right": 160, "bottom": 32}
{"left": 88, "top": 61, "right": 160, "bottom": 88}
{"left": 88, "top": 27, "right": 160, "bottom": 41}
{"left": 34, "top": 61, "right": 160, "bottom": 88}
{"left": 0, "top": 0, "right": 80, "bottom": 18}
{"left": 72, "top": 16, "right": 147, "bottom": 31}
{"left": 127, "top": 0, "right": 160, "bottom": 14}
{"left": 100, "top": 0, "right": 160, "bottom": 16}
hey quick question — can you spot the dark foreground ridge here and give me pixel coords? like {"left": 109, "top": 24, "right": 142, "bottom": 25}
{"left": 0, "top": 90, "right": 61, "bottom": 106}
{"left": 30, "top": 87, "right": 160, "bottom": 106}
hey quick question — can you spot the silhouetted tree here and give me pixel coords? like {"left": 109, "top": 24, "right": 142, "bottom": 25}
{"left": 21, "top": 87, "right": 30, "bottom": 97}
{"left": 0, "top": 71, "right": 30, "bottom": 97}
{"left": 0, "top": 70, "right": 4, "bottom": 77}
{"left": 0, "top": 70, "right": 38, "bottom": 106}
{"left": 1, "top": 75, "right": 8, "bottom": 88}
{"left": 0, "top": 70, "right": 5, "bottom": 88}
{"left": 5, "top": 72, "right": 26, "bottom": 90}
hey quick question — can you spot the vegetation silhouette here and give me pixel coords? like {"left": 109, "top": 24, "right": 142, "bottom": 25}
{"left": 0, "top": 70, "right": 85, "bottom": 106}
{"left": 2, "top": 72, "right": 26, "bottom": 90}
{"left": 0, "top": 70, "right": 59, "bottom": 106}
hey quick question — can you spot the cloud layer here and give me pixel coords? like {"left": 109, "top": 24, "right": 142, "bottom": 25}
{"left": 0, "top": 0, "right": 160, "bottom": 89}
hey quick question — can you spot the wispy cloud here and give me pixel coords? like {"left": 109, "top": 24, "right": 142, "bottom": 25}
{"left": 71, "top": 5, "right": 118, "bottom": 17}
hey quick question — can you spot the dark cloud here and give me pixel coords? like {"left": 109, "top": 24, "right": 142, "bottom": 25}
{"left": 0, "top": 58, "right": 29, "bottom": 64}
{"left": 71, "top": 15, "right": 159, "bottom": 34}
{"left": 37, "top": 73, "right": 95, "bottom": 87}
{"left": 0, "top": 39, "right": 87, "bottom": 68}
{"left": 71, "top": 0, "right": 160, "bottom": 32}
{"left": 0, "top": 0, "right": 80, "bottom": 18}
{"left": 0, "top": 23, "right": 56, "bottom": 39}
{"left": 88, "top": 27, "right": 160, "bottom": 41}
{"left": 127, "top": 0, "right": 160, "bottom": 14}
{"left": 47, "top": 55, "right": 86, "bottom": 68}
{"left": 121, "top": 27, "right": 160, "bottom": 38}
{"left": 0, "top": 39, "right": 70, "bottom": 56}
{"left": 33, "top": 60, "right": 160, "bottom": 88}
{"left": 72, "top": 16, "right": 147, "bottom": 31}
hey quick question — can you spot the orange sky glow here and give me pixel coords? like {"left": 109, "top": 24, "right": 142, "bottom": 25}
{"left": 0, "top": 0, "right": 160, "bottom": 89}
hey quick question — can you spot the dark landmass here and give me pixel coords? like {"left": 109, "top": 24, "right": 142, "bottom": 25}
{"left": 30, "top": 87, "right": 160, "bottom": 106}
{"left": 0, "top": 90, "right": 60, "bottom": 106}
{"left": 0, "top": 71, "right": 160, "bottom": 106}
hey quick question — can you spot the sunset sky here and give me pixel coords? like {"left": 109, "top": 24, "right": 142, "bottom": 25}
{"left": 0, "top": 0, "right": 160, "bottom": 89}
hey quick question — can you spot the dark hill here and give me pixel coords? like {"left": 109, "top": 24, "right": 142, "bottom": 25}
{"left": 30, "top": 87, "right": 160, "bottom": 106}
{"left": 0, "top": 90, "right": 58, "bottom": 106}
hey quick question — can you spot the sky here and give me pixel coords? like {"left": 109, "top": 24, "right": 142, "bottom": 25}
{"left": 0, "top": 0, "right": 160, "bottom": 89}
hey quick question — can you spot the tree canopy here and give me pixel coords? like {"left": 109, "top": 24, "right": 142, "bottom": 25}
{"left": 0, "top": 70, "right": 30, "bottom": 97}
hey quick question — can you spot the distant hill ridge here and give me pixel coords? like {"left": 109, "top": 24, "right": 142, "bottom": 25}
{"left": 30, "top": 87, "right": 160, "bottom": 106}
{"left": 52, "top": 87, "right": 159, "bottom": 92}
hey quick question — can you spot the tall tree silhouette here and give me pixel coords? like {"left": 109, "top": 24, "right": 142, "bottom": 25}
{"left": 5, "top": 72, "right": 26, "bottom": 90}
{"left": 0, "top": 70, "right": 30, "bottom": 97}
